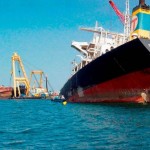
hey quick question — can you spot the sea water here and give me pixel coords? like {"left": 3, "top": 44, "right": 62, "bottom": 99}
{"left": 0, "top": 100, "right": 149, "bottom": 150}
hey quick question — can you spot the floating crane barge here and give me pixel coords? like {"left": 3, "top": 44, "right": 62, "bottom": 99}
{"left": 11, "top": 53, "right": 53, "bottom": 99}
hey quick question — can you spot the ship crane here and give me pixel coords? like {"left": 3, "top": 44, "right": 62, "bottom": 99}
{"left": 109, "top": 0, "right": 130, "bottom": 41}
{"left": 109, "top": 0, "right": 125, "bottom": 25}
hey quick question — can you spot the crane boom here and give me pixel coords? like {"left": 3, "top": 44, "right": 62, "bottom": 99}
{"left": 109, "top": 0, "right": 125, "bottom": 24}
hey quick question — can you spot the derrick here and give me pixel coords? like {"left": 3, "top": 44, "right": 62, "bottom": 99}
{"left": 11, "top": 52, "right": 30, "bottom": 98}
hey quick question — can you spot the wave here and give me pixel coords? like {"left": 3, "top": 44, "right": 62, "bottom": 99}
{"left": 15, "top": 128, "right": 33, "bottom": 134}
{"left": 3, "top": 140, "right": 25, "bottom": 146}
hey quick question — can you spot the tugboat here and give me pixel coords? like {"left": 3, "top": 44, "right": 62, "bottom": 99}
{"left": 60, "top": 0, "right": 150, "bottom": 103}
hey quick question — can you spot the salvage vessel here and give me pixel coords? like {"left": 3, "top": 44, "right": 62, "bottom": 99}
{"left": 60, "top": 0, "right": 150, "bottom": 103}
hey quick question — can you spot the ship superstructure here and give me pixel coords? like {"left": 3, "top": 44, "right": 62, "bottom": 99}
{"left": 71, "top": 23, "right": 125, "bottom": 75}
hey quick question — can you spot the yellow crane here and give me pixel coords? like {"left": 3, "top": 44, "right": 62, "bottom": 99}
{"left": 29, "top": 70, "right": 49, "bottom": 98}
{"left": 11, "top": 52, "right": 30, "bottom": 98}
{"left": 29, "top": 70, "right": 44, "bottom": 88}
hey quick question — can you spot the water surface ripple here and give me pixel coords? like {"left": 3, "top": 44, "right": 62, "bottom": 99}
{"left": 0, "top": 100, "right": 149, "bottom": 149}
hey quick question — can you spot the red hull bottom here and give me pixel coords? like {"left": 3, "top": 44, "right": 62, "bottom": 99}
{"left": 68, "top": 68, "right": 150, "bottom": 104}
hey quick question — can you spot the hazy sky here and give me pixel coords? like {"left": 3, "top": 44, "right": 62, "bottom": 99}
{"left": 0, "top": 0, "right": 141, "bottom": 91}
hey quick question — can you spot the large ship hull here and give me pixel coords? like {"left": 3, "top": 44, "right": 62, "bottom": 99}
{"left": 60, "top": 38, "right": 150, "bottom": 103}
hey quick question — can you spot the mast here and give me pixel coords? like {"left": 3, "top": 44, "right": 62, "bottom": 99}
{"left": 45, "top": 75, "right": 48, "bottom": 92}
{"left": 124, "top": 0, "right": 130, "bottom": 41}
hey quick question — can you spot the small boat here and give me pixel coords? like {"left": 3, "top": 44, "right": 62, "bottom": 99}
{"left": 50, "top": 93, "right": 66, "bottom": 102}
